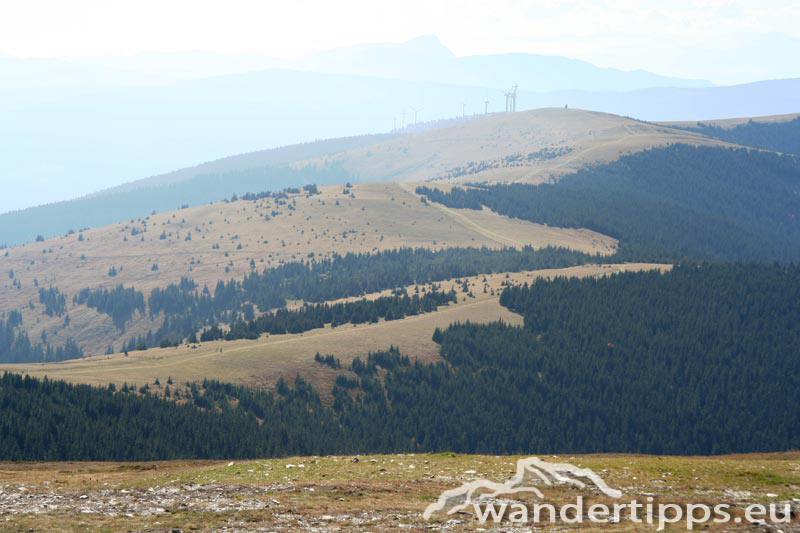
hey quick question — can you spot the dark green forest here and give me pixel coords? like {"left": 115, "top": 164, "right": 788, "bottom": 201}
{"left": 203, "top": 289, "right": 457, "bottom": 342}
{"left": 8, "top": 142, "right": 800, "bottom": 361}
{"left": 0, "top": 311, "right": 83, "bottom": 364}
{"left": 336, "top": 262, "right": 800, "bottom": 455}
{"left": 137, "top": 245, "right": 592, "bottom": 349}
{"left": 74, "top": 285, "right": 147, "bottom": 331}
{"left": 2, "top": 263, "right": 798, "bottom": 459}
{"left": 0, "top": 372, "right": 346, "bottom": 461}
{"left": 3, "top": 139, "right": 800, "bottom": 458}
{"left": 418, "top": 144, "right": 800, "bottom": 261}
{"left": 674, "top": 117, "right": 800, "bottom": 155}
{"left": 0, "top": 245, "right": 590, "bottom": 361}
{"left": 38, "top": 287, "right": 67, "bottom": 318}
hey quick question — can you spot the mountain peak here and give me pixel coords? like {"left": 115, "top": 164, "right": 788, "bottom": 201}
{"left": 400, "top": 35, "right": 453, "bottom": 57}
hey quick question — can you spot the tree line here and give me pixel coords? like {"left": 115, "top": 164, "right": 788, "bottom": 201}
{"left": 331, "top": 263, "right": 800, "bottom": 455}
{"left": 674, "top": 117, "right": 800, "bottom": 156}
{"left": 0, "top": 311, "right": 83, "bottom": 364}
{"left": 74, "top": 285, "right": 146, "bottom": 331}
{"left": 3, "top": 263, "right": 798, "bottom": 458}
{"left": 0, "top": 372, "right": 345, "bottom": 461}
{"left": 147, "top": 245, "right": 592, "bottom": 348}
{"left": 202, "top": 289, "right": 456, "bottom": 341}
{"left": 38, "top": 287, "right": 67, "bottom": 317}
{"left": 418, "top": 144, "right": 800, "bottom": 262}
{"left": 22, "top": 245, "right": 586, "bottom": 358}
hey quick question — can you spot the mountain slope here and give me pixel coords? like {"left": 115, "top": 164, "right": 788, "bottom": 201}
{"left": 0, "top": 182, "right": 614, "bottom": 359}
{"left": 5, "top": 135, "right": 799, "bottom": 364}
{"left": 301, "top": 107, "right": 727, "bottom": 184}
{"left": 0, "top": 132, "right": 403, "bottom": 247}
{"left": 0, "top": 264, "right": 665, "bottom": 393}
{"left": 4, "top": 263, "right": 798, "bottom": 458}
{"left": 2, "top": 62, "right": 797, "bottom": 216}
{"left": 99, "top": 133, "right": 398, "bottom": 195}
{"left": 418, "top": 144, "right": 800, "bottom": 261}
{"left": 662, "top": 113, "right": 800, "bottom": 155}
{"left": 0, "top": 107, "right": 715, "bottom": 246}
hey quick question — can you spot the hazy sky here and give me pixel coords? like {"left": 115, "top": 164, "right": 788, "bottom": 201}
{"left": 1, "top": 0, "right": 798, "bottom": 84}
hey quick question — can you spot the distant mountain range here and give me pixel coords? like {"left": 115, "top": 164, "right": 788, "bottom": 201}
{"left": 539, "top": 78, "right": 800, "bottom": 123}
{"left": 0, "top": 36, "right": 797, "bottom": 215}
{"left": 291, "top": 35, "right": 711, "bottom": 92}
{"left": 30, "top": 36, "right": 710, "bottom": 95}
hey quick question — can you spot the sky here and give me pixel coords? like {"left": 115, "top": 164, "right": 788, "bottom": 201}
{"left": 1, "top": 0, "right": 798, "bottom": 85}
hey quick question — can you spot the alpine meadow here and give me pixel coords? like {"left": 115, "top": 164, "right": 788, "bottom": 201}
{"left": 0, "top": 3, "right": 799, "bottom": 531}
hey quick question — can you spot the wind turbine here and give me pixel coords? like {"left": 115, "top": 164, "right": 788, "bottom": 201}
{"left": 409, "top": 106, "right": 422, "bottom": 125}
{"left": 504, "top": 84, "right": 518, "bottom": 112}
{"left": 510, "top": 84, "right": 518, "bottom": 112}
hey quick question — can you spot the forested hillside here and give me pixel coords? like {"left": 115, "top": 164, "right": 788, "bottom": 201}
{"left": 0, "top": 312, "right": 83, "bottom": 364}
{"left": 352, "top": 263, "right": 800, "bottom": 455}
{"left": 0, "top": 245, "right": 591, "bottom": 362}
{"left": 3, "top": 263, "right": 798, "bottom": 459}
{"left": 118, "top": 245, "right": 592, "bottom": 352}
{"left": 204, "top": 289, "right": 457, "bottom": 342}
{"left": 0, "top": 372, "right": 344, "bottom": 461}
{"left": 674, "top": 116, "right": 800, "bottom": 155}
{"left": 418, "top": 144, "right": 800, "bottom": 261}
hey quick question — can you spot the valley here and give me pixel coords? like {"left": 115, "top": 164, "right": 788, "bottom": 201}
{"left": 1, "top": 262, "right": 665, "bottom": 393}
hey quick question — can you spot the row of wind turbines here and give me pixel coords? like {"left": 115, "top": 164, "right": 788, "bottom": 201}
{"left": 392, "top": 85, "right": 518, "bottom": 131}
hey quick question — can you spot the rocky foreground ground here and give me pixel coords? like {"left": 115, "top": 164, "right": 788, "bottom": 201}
{"left": 0, "top": 453, "right": 798, "bottom": 532}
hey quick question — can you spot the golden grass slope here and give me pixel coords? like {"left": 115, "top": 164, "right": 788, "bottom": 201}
{"left": 300, "top": 107, "right": 730, "bottom": 185}
{"left": 0, "top": 182, "right": 615, "bottom": 356}
{"left": 1, "top": 263, "right": 669, "bottom": 393}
